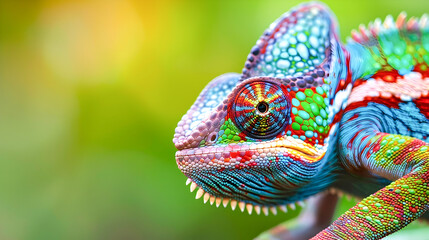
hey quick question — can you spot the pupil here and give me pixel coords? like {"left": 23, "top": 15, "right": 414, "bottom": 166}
{"left": 257, "top": 102, "right": 268, "bottom": 114}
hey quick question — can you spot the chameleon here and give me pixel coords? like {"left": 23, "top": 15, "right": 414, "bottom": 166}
{"left": 173, "top": 2, "right": 429, "bottom": 239}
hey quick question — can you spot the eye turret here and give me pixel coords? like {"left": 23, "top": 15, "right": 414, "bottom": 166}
{"left": 230, "top": 80, "right": 291, "bottom": 139}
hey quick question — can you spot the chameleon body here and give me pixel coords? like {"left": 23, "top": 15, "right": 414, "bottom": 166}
{"left": 173, "top": 2, "right": 429, "bottom": 239}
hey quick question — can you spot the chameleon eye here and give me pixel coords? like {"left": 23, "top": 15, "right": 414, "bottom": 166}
{"left": 231, "top": 80, "right": 290, "bottom": 139}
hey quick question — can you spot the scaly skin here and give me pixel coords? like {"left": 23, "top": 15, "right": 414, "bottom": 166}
{"left": 173, "top": 2, "right": 429, "bottom": 239}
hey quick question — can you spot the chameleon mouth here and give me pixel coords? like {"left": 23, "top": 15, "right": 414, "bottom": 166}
{"left": 175, "top": 136, "right": 327, "bottom": 211}
{"left": 175, "top": 136, "right": 326, "bottom": 173}
{"left": 184, "top": 177, "right": 306, "bottom": 215}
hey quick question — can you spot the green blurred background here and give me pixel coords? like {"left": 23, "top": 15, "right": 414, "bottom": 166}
{"left": 0, "top": 0, "right": 428, "bottom": 239}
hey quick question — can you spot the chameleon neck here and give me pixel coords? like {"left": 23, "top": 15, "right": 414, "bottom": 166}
{"left": 346, "top": 42, "right": 380, "bottom": 81}
{"left": 327, "top": 41, "right": 381, "bottom": 93}
{"left": 323, "top": 41, "right": 380, "bottom": 130}
{"left": 320, "top": 41, "right": 374, "bottom": 127}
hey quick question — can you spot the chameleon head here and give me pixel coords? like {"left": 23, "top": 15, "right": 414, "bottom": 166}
{"left": 174, "top": 2, "right": 343, "bottom": 212}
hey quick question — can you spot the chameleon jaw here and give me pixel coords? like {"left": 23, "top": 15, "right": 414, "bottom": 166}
{"left": 183, "top": 179, "right": 358, "bottom": 216}
{"left": 183, "top": 178, "right": 360, "bottom": 216}
{"left": 175, "top": 136, "right": 327, "bottom": 209}
{"left": 185, "top": 177, "right": 306, "bottom": 215}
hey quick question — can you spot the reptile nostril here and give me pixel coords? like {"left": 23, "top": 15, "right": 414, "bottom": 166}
{"left": 208, "top": 132, "right": 218, "bottom": 143}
